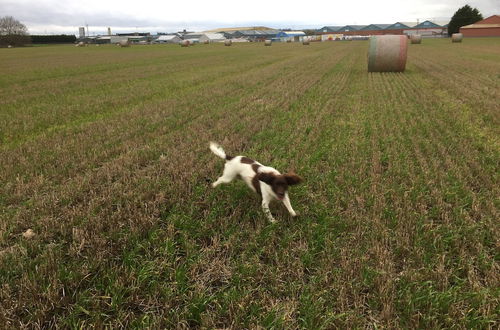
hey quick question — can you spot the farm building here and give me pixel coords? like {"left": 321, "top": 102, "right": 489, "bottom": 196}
{"left": 275, "top": 31, "right": 306, "bottom": 42}
{"left": 95, "top": 36, "right": 133, "bottom": 44}
{"left": 460, "top": 15, "right": 500, "bottom": 37}
{"left": 316, "top": 21, "right": 447, "bottom": 37}
{"left": 228, "top": 29, "right": 279, "bottom": 41}
{"left": 318, "top": 26, "right": 343, "bottom": 33}
{"left": 199, "top": 33, "right": 226, "bottom": 43}
{"left": 321, "top": 34, "right": 344, "bottom": 41}
{"left": 405, "top": 20, "right": 448, "bottom": 37}
{"left": 155, "top": 35, "right": 182, "bottom": 44}
{"left": 183, "top": 32, "right": 203, "bottom": 44}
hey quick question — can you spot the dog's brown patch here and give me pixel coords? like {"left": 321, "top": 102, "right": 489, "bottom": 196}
{"left": 251, "top": 163, "right": 260, "bottom": 173}
{"left": 240, "top": 157, "right": 254, "bottom": 164}
{"left": 251, "top": 175, "right": 262, "bottom": 196}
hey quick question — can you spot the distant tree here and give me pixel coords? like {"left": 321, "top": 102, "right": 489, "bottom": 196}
{"left": 448, "top": 5, "right": 483, "bottom": 36}
{"left": 0, "top": 16, "right": 31, "bottom": 46}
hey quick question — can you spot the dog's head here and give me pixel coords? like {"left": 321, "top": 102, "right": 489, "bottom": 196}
{"left": 257, "top": 172, "right": 303, "bottom": 200}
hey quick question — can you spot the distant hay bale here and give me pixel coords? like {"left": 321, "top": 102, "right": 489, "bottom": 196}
{"left": 452, "top": 33, "right": 463, "bottom": 43}
{"left": 7, "top": 45, "right": 13, "bottom": 48}
{"left": 180, "top": 40, "right": 190, "bottom": 47}
{"left": 410, "top": 34, "right": 422, "bottom": 44}
{"left": 76, "top": 41, "right": 85, "bottom": 47}
{"left": 367, "top": 35, "right": 408, "bottom": 73}
{"left": 302, "top": 39, "right": 310, "bottom": 45}
{"left": 204, "top": 40, "right": 209, "bottom": 44}
{"left": 286, "top": 39, "right": 292, "bottom": 43}
{"left": 119, "top": 40, "right": 130, "bottom": 47}
{"left": 264, "top": 40, "right": 272, "bottom": 46}
{"left": 224, "top": 39, "right": 232, "bottom": 46}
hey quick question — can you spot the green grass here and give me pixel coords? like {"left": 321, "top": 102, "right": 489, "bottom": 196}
{"left": 0, "top": 39, "right": 499, "bottom": 328}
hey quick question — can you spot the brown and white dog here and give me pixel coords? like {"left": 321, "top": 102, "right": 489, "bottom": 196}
{"left": 210, "top": 142, "right": 302, "bottom": 222}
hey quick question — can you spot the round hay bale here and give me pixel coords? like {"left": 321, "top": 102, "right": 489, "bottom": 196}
{"left": 7, "top": 45, "right": 13, "bottom": 48}
{"left": 204, "top": 40, "right": 209, "bottom": 44}
{"left": 264, "top": 40, "right": 272, "bottom": 46}
{"left": 451, "top": 33, "right": 463, "bottom": 43}
{"left": 119, "top": 40, "right": 130, "bottom": 47}
{"left": 410, "top": 34, "right": 422, "bottom": 44}
{"left": 180, "top": 40, "right": 190, "bottom": 47}
{"left": 76, "top": 41, "right": 85, "bottom": 47}
{"left": 302, "top": 39, "right": 310, "bottom": 45}
{"left": 224, "top": 39, "right": 232, "bottom": 46}
{"left": 367, "top": 35, "right": 408, "bottom": 73}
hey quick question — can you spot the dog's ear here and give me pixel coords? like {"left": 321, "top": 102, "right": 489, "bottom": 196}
{"left": 258, "top": 172, "right": 275, "bottom": 185}
{"left": 284, "top": 172, "right": 303, "bottom": 185}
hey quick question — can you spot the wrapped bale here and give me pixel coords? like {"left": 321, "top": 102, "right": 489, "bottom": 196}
{"left": 367, "top": 35, "right": 408, "bottom": 73}
{"left": 264, "top": 40, "right": 272, "bottom": 46}
{"left": 224, "top": 39, "right": 232, "bottom": 46}
{"left": 119, "top": 40, "right": 130, "bottom": 47}
{"left": 410, "top": 34, "right": 422, "bottom": 44}
{"left": 180, "top": 40, "right": 190, "bottom": 47}
{"left": 302, "top": 39, "right": 310, "bottom": 45}
{"left": 452, "top": 33, "right": 463, "bottom": 43}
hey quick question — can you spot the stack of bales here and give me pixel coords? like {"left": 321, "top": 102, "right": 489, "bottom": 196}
{"left": 119, "top": 40, "right": 130, "bottom": 47}
{"left": 410, "top": 34, "right": 422, "bottom": 44}
{"left": 224, "top": 39, "right": 232, "bottom": 46}
{"left": 452, "top": 33, "right": 463, "bottom": 43}
{"left": 264, "top": 40, "right": 272, "bottom": 46}
{"left": 180, "top": 40, "right": 190, "bottom": 47}
{"left": 367, "top": 35, "right": 408, "bottom": 72}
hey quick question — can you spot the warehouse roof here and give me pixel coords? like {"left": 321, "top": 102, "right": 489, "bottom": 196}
{"left": 359, "top": 24, "right": 392, "bottom": 30}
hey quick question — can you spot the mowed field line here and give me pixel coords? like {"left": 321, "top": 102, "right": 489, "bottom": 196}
{"left": 1, "top": 40, "right": 499, "bottom": 328}
{"left": 0, "top": 45, "right": 308, "bottom": 145}
{"left": 1, "top": 44, "right": 351, "bottom": 240}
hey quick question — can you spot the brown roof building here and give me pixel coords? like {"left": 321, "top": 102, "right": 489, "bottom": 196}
{"left": 460, "top": 15, "right": 500, "bottom": 37}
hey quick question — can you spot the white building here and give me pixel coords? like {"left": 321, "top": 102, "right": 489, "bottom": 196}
{"left": 155, "top": 35, "right": 182, "bottom": 43}
{"left": 199, "top": 33, "right": 226, "bottom": 43}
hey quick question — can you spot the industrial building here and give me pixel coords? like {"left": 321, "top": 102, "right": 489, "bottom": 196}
{"left": 275, "top": 31, "right": 306, "bottom": 42}
{"left": 317, "top": 20, "right": 448, "bottom": 38}
{"left": 199, "top": 33, "right": 226, "bottom": 43}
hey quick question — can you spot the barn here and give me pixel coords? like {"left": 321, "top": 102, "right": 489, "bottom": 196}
{"left": 460, "top": 15, "right": 500, "bottom": 37}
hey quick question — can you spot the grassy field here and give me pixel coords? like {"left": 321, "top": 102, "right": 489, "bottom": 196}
{"left": 0, "top": 38, "right": 499, "bottom": 328}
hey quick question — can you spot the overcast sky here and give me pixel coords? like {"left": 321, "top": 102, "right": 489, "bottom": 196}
{"left": 1, "top": 0, "right": 498, "bottom": 35}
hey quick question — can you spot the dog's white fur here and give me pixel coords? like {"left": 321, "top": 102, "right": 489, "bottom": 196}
{"left": 210, "top": 142, "right": 298, "bottom": 222}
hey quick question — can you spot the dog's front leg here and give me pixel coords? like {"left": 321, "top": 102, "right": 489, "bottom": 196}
{"left": 282, "top": 193, "right": 297, "bottom": 217}
{"left": 261, "top": 195, "right": 276, "bottom": 223}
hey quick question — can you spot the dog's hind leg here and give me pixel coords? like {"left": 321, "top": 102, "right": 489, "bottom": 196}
{"left": 212, "top": 164, "right": 237, "bottom": 188}
{"left": 261, "top": 193, "right": 276, "bottom": 223}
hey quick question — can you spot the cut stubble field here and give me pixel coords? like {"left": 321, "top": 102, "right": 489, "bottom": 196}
{"left": 0, "top": 39, "right": 499, "bottom": 328}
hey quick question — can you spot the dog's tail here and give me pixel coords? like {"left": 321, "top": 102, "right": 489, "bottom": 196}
{"left": 209, "top": 142, "right": 233, "bottom": 161}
